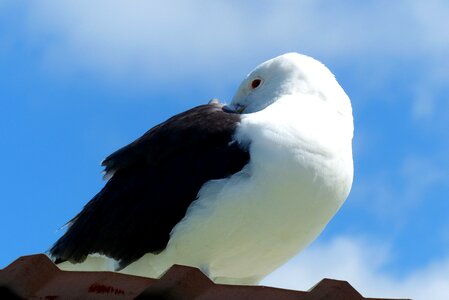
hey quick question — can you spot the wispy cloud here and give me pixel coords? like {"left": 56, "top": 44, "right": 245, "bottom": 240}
{"left": 262, "top": 236, "right": 449, "bottom": 300}
{"left": 350, "top": 154, "right": 449, "bottom": 226}
{"left": 411, "top": 66, "right": 449, "bottom": 123}
{"left": 20, "top": 1, "right": 449, "bottom": 77}
{"left": 11, "top": 0, "right": 447, "bottom": 125}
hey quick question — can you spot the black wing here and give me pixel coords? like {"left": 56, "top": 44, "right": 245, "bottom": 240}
{"left": 50, "top": 104, "right": 250, "bottom": 269}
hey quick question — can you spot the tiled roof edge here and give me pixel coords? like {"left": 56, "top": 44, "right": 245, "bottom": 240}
{"left": 0, "top": 254, "right": 411, "bottom": 300}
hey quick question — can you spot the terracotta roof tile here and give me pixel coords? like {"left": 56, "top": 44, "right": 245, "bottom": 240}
{"left": 0, "top": 254, "right": 410, "bottom": 300}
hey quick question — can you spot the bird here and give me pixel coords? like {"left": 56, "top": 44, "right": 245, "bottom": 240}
{"left": 49, "top": 52, "right": 354, "bottom": 285}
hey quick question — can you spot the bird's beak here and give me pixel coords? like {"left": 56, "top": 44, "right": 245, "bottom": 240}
{"left": 223, "top": 104, "right": 246, "bottom": 114}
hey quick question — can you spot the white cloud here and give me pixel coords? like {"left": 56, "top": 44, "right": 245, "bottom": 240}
{"left": 411, "top": 66, "right": 449, "bottom": 123}
{"left": 15, "top": 0, "right": 449, "bottom": 123}
{"left": 349, "top": 154, "right": 449, "bottom": 226}
{"left": 20, "top": 1, "right": 449, "bottom": 79}
{"left": 262, "top": 236, "right": 449, "bottom": 300}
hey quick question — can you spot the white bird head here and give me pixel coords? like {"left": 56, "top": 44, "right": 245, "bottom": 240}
{"left": 230, "top": 52, "right": 352, "bottom": 119}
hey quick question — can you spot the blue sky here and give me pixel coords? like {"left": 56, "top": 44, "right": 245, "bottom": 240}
{"left": 1, "top": 1, "right": 449, "bottom": 299}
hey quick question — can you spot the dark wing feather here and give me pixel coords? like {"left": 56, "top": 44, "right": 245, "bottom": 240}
{"left": 50, "top": 104, "right": 249, "bottom": 269}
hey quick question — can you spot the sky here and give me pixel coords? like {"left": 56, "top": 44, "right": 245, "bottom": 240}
{"left": 1, "top": 1, "right": 448, "bottom": 299}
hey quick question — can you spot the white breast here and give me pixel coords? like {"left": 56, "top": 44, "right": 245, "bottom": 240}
{"left": 121, "top": 95, "right": 354, "bottom": 284}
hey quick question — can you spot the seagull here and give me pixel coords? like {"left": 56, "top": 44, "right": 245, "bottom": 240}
{"left": 50, "top": 53, "right": 354, "bottom": 285}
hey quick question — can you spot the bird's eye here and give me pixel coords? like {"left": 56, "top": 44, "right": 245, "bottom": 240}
{"left": 250, "top": 78, "right": 262, "bottom": 89}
